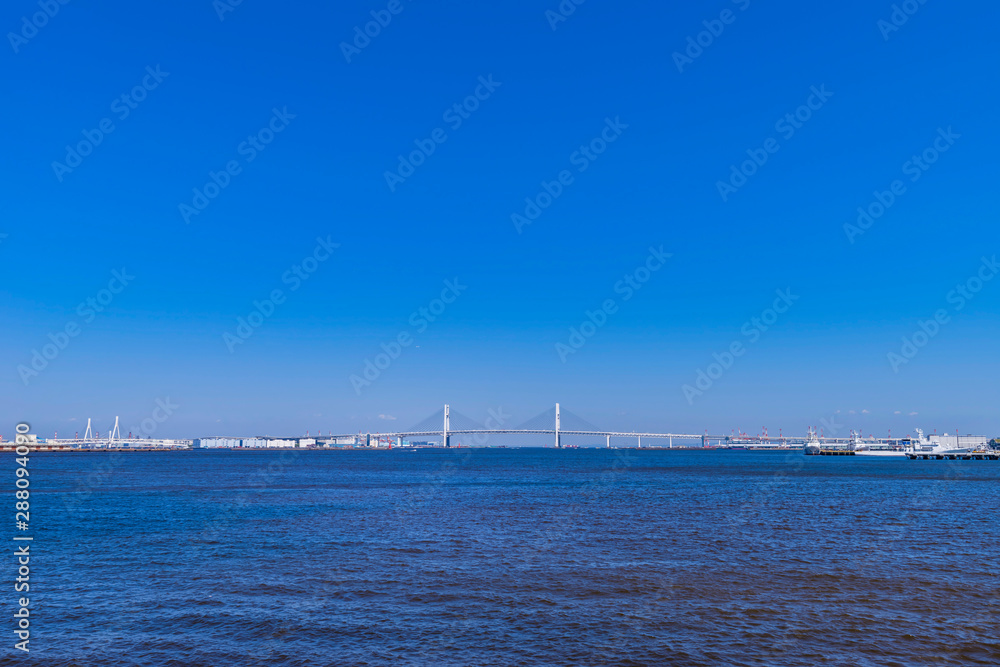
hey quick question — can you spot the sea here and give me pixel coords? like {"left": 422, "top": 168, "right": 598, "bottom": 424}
{"left": 17, "top": 448, "right": 1000, "bottom": 666}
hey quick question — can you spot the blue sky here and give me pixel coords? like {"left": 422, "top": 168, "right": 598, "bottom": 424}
{"left": 2, "top": 0, "right": 998, "bottom": 439}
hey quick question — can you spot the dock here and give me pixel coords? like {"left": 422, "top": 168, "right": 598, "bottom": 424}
{"left": 813, "top": 449, "right": 1000, "bottom": 459}
{"left": 906, "top": 452, "right": 1000, "bottom": 461}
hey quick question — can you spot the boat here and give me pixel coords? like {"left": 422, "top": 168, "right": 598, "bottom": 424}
{"left": 905, "top": 429, "right": 985, "bottom": 456}
{"left": 854, "top": 429, "right": 988, "bottom": 457}
{"left": 853, "top": 446, "right": 909, "bottom": 456}
{"left": 803, "top": 428, "right": 821, "bottom": 455}
{"left": 728, "top": 430, "right": 755, "bottom": 450}
{"left": 852, "top": 431, "right": 910, "bottom": 457}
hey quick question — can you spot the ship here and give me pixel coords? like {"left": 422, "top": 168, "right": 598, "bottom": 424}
{"left": 852, "top": 429, "right": 988, "bottom": 457}
{"left": 803, "top": 428, "right": 821, "bottom": 455}
{"left": 852, "top": 431, "right": 909, "bottom": 457}
{"left": 728, "top": 429, "right": 755, "bottom": 450}
{"left": 904, "top": 429, "right": 987, "bottom": 455}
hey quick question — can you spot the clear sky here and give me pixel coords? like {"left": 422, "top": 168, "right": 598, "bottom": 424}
{"left": 2, "top": 0, "right": 998, "bottom": 440}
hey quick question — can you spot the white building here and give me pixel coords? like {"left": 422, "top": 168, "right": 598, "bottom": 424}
{"left": 195, "top": 437, "right": 242, "bottom": 448}
{"left": 194, "top": 437, "right": 268, "bottom": 448}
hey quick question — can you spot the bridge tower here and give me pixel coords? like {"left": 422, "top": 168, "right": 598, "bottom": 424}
{"left": 84, "top": 418, "right": 92, "bottom": 441}
{"left": 443, "top": 404, "right": 450, "bottom": 448}
{"left": 555, "top": 403, "right": 561, "bottom": 449}
{"left": 110, "top": 416, "right": 121, "bottom": 445}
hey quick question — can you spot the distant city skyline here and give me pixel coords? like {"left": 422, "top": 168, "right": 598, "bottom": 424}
{"left": 3, "top": 0, "right": 998, "bottom": 438}
{"left": 4, "top": 400, "right": 990, "bottom": 444}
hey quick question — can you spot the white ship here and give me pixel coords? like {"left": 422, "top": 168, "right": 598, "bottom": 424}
{"left": 855, "top": 429, "right": 988, "bottom": 457}
{"left": 905, "top": 429, "right": 986, "bottom": 455}
{"left": 803, "top": 428, "right": 990, "bottom": 458}
{"left": 852, "top": 431, "right": 909, "bottom": 457}
{"left": 803, "top": 428, "right": 821, "bottom": 455}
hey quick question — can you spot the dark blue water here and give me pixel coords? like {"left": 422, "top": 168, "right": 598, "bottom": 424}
{"left": 15, "top": 449, "right": 1000, "bottom": 665}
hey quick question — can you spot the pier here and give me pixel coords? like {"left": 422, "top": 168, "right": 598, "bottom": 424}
{"left": 907, "top": 453, "right": 1000, "bottom": 461}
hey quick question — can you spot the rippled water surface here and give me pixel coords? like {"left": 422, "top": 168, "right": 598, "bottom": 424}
{"left": 22, "top": 448, "right": 1000, "bottom": 665}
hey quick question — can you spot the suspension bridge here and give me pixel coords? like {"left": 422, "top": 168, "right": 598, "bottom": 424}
{"left": 318, "top": 404, "right": 821, "bottom": 449}
{"left": 13, "top": 405, "right": 899, "bottom": 450}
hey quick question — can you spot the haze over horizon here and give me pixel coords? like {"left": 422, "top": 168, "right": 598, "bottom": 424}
{"left": 3, "top": 0, "right": 999, "bottom": 439}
